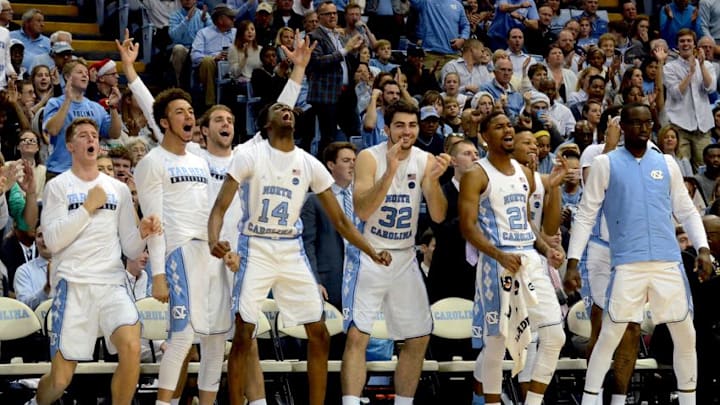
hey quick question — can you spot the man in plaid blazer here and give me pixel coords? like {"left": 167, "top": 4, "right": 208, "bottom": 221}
{"left": 307, "top": 1, "right": 363, "bottom": 156}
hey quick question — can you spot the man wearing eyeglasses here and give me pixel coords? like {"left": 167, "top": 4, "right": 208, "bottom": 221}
{"left": 567, "top": 103, "right": 712, "bottom": 405}
{"left": 664, "top": 28, "right": 716, "bottom": 168}
{"left": 0, "top": 0, "right": 19, "bottom": 31}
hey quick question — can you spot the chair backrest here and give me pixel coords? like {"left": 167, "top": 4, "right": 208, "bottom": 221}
{"left": 136, "top": 297, "right": 169, "bottom": 340}
{"left": 277, "top": 302, "right": 344, "bottom": 339}
{"left": 0, "top": 297, "right": 42, "bottom": 340}
{"left": 567, "top": 300, "right": 591, "bottom": 338}
{"left": 430, "top": 297, "right": 474, "bottom": 340}
{"left": 34, "top": 298, "right": 53, "bottom": 335}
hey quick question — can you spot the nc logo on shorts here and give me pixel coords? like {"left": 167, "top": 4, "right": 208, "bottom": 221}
{"left": 472, "top": 326, "right": 482, "bottom": 337}
{"left": 485, "top": 311, "right": 499, "bottom": 325}
{"left": 343, "top": 308, "right": 350, "bottom": 320}
{"left": 650, "top": 170, "right": 663, "bottom": 180}
{"left": 172, "top": 305, "right": 188, "bottom": 320}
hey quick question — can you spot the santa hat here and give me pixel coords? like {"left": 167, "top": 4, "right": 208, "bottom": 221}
{"left": 89, "top": 58, "right": 115, "bottom": 76}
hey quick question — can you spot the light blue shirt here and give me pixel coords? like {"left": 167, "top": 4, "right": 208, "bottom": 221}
{"left": 190, "top": 25, "right": 237, "bottom": 66}
{"left": 10, "top": 30, "right": 51, "bottom": 71}
{"left": 487, "top": 0, "right": 538, "bottom": 42}
{"left": 700, "top": 0, "right": 720, "bottom": 43}
{"left": 660, "top": 3, "right": 703, "bottom": 50}
{"left": 362, "top": 108, "right": 388, "bottom": 149}
{"left": 14, "top": 256, "right": 50, "bottom": 310}
{"left": 411, "top": 0, "right": 470, "bottom": 55}
{"left": 440, "top": 57, "right": 493, "bottom": 94}
{"left": 478, "top": 79, "right": 524, "bottom": 121}
{"left": 169, "top": 7, "right": 212, "bottom": 47}
{"left": 369, "top": 58, "right": 399, "bottom": 73}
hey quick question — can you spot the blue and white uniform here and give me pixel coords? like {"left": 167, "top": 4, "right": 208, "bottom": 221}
{"left": 42, "top": 172, "right": 145, "bottom": 360}
{"left": 228, "top": 140, "right": 334, "bottom": 329}
{"left": 343, "top": 143, "right": 433, "bottom": 339}
{"left": 135, "top": 146, "right": 231, "bottom": 336}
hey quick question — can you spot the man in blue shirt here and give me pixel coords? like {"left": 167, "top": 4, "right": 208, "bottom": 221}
{"left": 13, "top": 227, "right": 50, "bottom": 310}
{"left": 478, "top": 58, "right": 523, "bottom": 122}
{"left": 410, "top": 0, "right": 470, "bottom": 75}
{"left": 574, "top": 0, "right": 608, "bottom": 39}
{"left": 169, "top": 0, "right": 211, "bottom": 87}
{"left": 660, "top": 0, "right": 703, "bottom": 50}
{"left": 10, "top": 9, "right": 50, "bottom": 71}
{"left": 487, "top": 0, "right": 539, "bottom": 51}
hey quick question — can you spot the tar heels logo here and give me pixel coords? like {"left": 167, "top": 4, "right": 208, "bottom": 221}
{"left": 472, "top": 326, "right": 483, "bottom": 337}
{"left": 650, "top": 170, "right": 663, "bottom": 180}
{"left": 172, "top": 305, "right": 187, "bottom": 320}
{"left": 485, "top": 311, "right": 499, "bottom": 325}
{"left": 343, "top": 308, "right": 350, "bottom": 320}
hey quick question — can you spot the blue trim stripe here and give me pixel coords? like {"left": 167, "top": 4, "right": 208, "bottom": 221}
{"left": 232, "top": 235, "right": 251, "bottom": 315}
{"left": 342, "top": 243, "right": 362, "bottom": 333}
{"left": 166, "top": 248, "right": 191, "bottom": 335}
{"left": 604, "top": 266, "right": 618, "bottom": 321}
{"left": 479, "top": 198, "right": 501, "bottom": 245}
{"left": 297, "top": 238, "right": 324, "bottom": 320}
{"left": 49, "top": 279, "right": 68, "bottom": 359}
{"left": 578, "top": 247, "right": 593, "bottom": 319}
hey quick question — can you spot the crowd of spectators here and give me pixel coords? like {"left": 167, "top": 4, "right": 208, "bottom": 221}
{"left": 1, "top": 0, "right": 720, "bottom": 401}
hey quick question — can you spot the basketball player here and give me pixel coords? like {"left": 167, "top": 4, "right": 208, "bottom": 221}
{"left": 567, "top": 104, "right": 712, "bottom": 405}
{"left": 340, "top": 100, "right": 451, "bottom": 405}
{"left": 459, "top": 111, "right": 566, "bottom": 405}
{"left": 33, "top": 117, "right": 161, "bottom": 405}
{"left": 208, "top": 99, "right": 391, "bottom": 405}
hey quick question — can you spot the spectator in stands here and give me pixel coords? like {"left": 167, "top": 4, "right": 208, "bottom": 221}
{"left": 661, "top": 0, "right": 704, "bottom": 51}
{"left": 366, "top": 0, "right": 407, "bottom": 48}
{"left": 478, "top": 57, "right": 523, "bottom": 121}
{"left": 8, "top": 40, "right": 25, "bottom": 81}
{"left": 14, "top": 129, "right": 45, "bottom": 197}
{"left": 443, "top": 96, "right": 461, "bottom": 131}
{"left": 698, "top": 35, "right": 720, "bottom": 98}
{"left": 631, "top": 14, "right": 651, "bottom": 54}
{"left": 253, "top": 2, "right": 276, "bottom": 47}
{"left": 192, "top": 4, "right": 237, "bottom": 109}
{"left": 545, "top": 44, "right": 577, "bottom": 104}
{"left": 712, "top": 105, "right": 720, "bottom": 144}
{"left": 609, "top": 21, "right": 645, "bottom": 67}
{"left": 293, "top": 0, "right": 314, "bottom": 17}
{"left": 621, "top": 0, "right": 637, "bottom": 26}
{"left": 43, "top": 60, "right": 122, "bottom": 178}
{"left": 341, "top": 3, "right": 376, "bottom": 50}
{"left": 229, "top": 20, "right": 262, "bottom": 80}
{"left": 0, "top": 0, "right": 18, "bottom": 31}
{"left": 361, "top": 79, "right": 401, "bottom": 148}
{"left": 369, "top": 40, "right": 397, "bottom": 73}
{"left": 665, "top": 28, "right": 715, "bottom": 168}
{"left": 28, "top": 30, "right": 72, "bottom": 73}
{"left": 658, "top": 124, "right": 694, "bottom": 177}
{"left": 534, "top": 130, "right": 555, "bottom": 174}
{"left": 0, "top": 82, "right": 31, "bottom": 161}
{"left": 10, "top": 9, "right": 50, "bottom": 71}
{"left": 574, "top": 0, "right": 607, "bottom": 39}
{"left": 13, "top": 225, "right": 50, "bottom": 309}
{"left": 539, "top": 78, "right": 576, "bottom": 139}
{"left": 169, "top": 0, "right": 211, "bottom": 88}
{"left": 307, "top": 1, "right": 363, "bottom": 155}
{"left": 487, "top": 0, "right": 539, "bottom": 52}
{"left": 613, "top": 67, "right": 644, "bottom": 105}
{"left": 86, "top": 59, "right": 119, "bottom": 103}
{"left": 520, "top": 63, "right": 548, "bottom": 94}
{"left": 45, "top": 41, "right": 74, "bottom": 88}
{"left": 545, "top": 0, "right": 568, "bottom": 36}
{"left": 401, "top": 45, "right": 438, "bottom": 97}
{"left": 440, "top": 39, "right": 491, "bottom": 97}
{"left": 557, "top": 29, "right": 582, "bottom": 73}
{"left": 251, "top": 46, "right": 286, "bottom": 112}
{"left": 415, "top": 105, "right": 445, "bottom": 155}
{"left": 301, "top": 10, "right": 318, "bottom": 38}
{"left": 17, "top": 80, "right": 36, "bottom": 122}
{"left": 271, "top": 0, "right": 304, "bottom": 35}
{"left": 275, "top": 27, "right": 294, "bottom": 62}
{"left": 576, "top": 17, "right": 598, "bottom": 50}
{"left": 506, "top": 28, "right": 536, "bottom": 77}
{"left": 108, "top": 145, "right": 133, "bottom": 183}
{"left": 411, "top": 0, "right": 470, "bottom": 71}
{"left": 441, "top": 72, "right": 466, "bottom": 108}
{"left": 695, "top": 144, "right": 720, "bottom": 203}
{"left": 700, "top": 0, "right": 720, "bottom": 56}
{"left": 525, "top": 5, "right": 558, "bottom": 56}
{"left": 119, "top": 89, "right": 155, "bottom": 144}
{"left": 1, "top": 159, "right": 36, "bottom": 295}
{"left": 567, "top": 67, "right": 601, "bottom": 112}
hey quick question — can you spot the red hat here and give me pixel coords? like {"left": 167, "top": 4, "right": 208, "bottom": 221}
{"left": 89, "top": 58, "right": 115, "bottom": 76}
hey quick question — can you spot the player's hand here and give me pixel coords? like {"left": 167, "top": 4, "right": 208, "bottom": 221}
{"left": 224, "top": 252, "right": 240, "bottom": 272}
{"left": 152, "top": 274, "right": 170, "bottom": 303}
{"left": 546, "top": 246, "right": 565, "bottom": 269}
{"left": 139, "top": 214, "right": 162, "bottom": 239}
{"left": 695, "top": 248, "right": 714, "bottom": 283}
{"left": 429, "top": 153, "right": 451, "bottom": 181}
{"left": 664, "top": 4, "right": 673, "bottom": 19}
{"left": 209, "top": 240, "right": 231, "bottom": 259}
{"left": 83, "top": 184, "right": 107, "bottom": 214}
{"left": 547, "top": 154, "right": 568, "bottom": 188}
{"left": 563, "top": 259, "right": 582, "bottom": 294}
{"left": 497, "top": 252, "right": 522, "bottom": 273}
{"left": 282, "top": 29, "right": 316, "bottom": 70}
{"left": 386, "top": 140, "right": 403, "bottom": 173}
{"left": 318, "top": 284, "right": 329, "bottom": 300}
{"left": 372, "top": 250, "right": 392, "bottom": 266}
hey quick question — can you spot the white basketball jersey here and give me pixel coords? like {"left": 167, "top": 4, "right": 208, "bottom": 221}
{"left": 229, "top": 141, "right": 334, "bottom": 239}
{"left": 529, "top": 171, "right": 544, "bottom": 231}
{"left": 477, "top": 158, "right": 536, "bottom": 248}
{"left": 362, "top": 143, "right": 428, "bottom": 250}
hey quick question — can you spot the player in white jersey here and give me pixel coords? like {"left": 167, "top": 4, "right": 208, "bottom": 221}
{"left": 459, "top": 112, "right": 566, "bottom": 405}
{"left": 564, "top": 108, "right": 645, "bottom": 405}
{"left": 208, "top": 99, "right": 391, "bottom": 404}
{"left": 33, "top": 117, "right": 161, "bottom": 405}
{"left": 340, "top": 100, "right": 451, "bottom": 405}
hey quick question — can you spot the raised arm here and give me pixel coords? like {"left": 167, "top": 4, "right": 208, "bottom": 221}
{"left": 353, "top": 146, "right": 396, "bottom": 221}
{"left": 421, "top": 152, "right": 451, "bottom": 223}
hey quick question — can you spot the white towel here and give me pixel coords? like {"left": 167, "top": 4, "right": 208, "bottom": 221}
{"left": 499, "top": 257, "right": 538, "bottom": 376}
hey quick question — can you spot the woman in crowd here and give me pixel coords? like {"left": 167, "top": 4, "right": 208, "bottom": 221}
{"left": 546, "top": 44, "right": 578, "bottom": 103}
{"left": 658, "top": 125, "right": 694, "bottom": 178}
{"left": 229, "top": 20, "right": 262, "bottom": 80}
{"left": 275, "top": 27, "right": 294, "bottom": 63}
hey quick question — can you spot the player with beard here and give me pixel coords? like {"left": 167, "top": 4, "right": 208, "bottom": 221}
{"left": 208, "top": 100, "right": 391, "bottom": 404}
{"left": 30, "top": 117, "right": 161, "bottom": 405}
{"left": 341, "top": 100, "right": 451, "bottom": 405}
{"left": 459, "top": 112, "right": 565, "bottom": 405}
